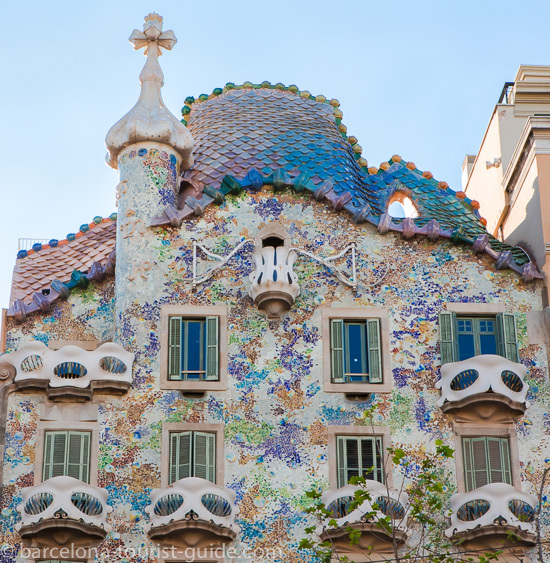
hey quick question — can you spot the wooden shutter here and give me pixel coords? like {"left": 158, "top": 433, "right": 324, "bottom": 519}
{"left": 496, "top": 313, "right": 519, "bottom": 362}
{"left": 337, "top": 436, "right": 347, "bottom": 487}
{"left": 487, "top": 437, "right": 511, "bottom": 485}
{"left": 43, "top": 431, "right": 67, "bottom": 481}
{"left": 194, "top": 432, "right": 216, "bottom": 483}
{"left": 205, "top": 317, "right": 219, "bottom": 381}
{"left": 67, "top": 432, "right": 90, "bottom": 483}
{"left": 170, "top": 432, "right": 192, "bottom": 484}
{"left": 366, "top": 319, "right": 382, "bottom": 383}
{"left": 168, "top": 317, "right": 182, "bottom": 380}
{"left": 331, "top": 319, "right": 345, "bottom": 383}
{"left": 439, "top": 311, "right": 457, "bottom": 364}
{"left": 463, "top": 437, "right": 512, "bottom": 491}
{"left": 463, "top": 437, "right": 490, "bottom": 491}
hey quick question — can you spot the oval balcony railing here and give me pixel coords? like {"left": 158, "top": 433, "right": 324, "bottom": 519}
{"left": 16, "top": 476, "right": 112, "bottom": 530}
{"left": 16, "top": 476, "right": 112, "bottom": 551}
{"left": 436, "top": 354, "right": 529, "bottom": 418}
{"left": 2, "top": 341, "right": 134, "bottom": 399}
{"left": 146, "top": 477, "right": 240, "bottom": 549}
{"left": 446, "top": 483, "right": 537, "bottom": 542}
{"left": 320, "top": 481, "right": 409, "bottom": 532}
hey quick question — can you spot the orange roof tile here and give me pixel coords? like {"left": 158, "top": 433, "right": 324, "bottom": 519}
{"left": 10, "top": 220, "right": 116, "bottom": 305}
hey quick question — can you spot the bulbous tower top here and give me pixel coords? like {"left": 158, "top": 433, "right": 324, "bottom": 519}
{"left": 105, "top": 13, "right": 194, "bottom": 170}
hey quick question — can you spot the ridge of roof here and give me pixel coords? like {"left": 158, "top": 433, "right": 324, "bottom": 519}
{"left": 16, "top": 214, "right": 118, "bottom": 260}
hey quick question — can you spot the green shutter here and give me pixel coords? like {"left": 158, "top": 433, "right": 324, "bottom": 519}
{"left": 463, "top": 437, "right": 490, "bottom": 491}
{"left": 496, "top": 313, "right": 519, "bottom": 362}
{"left": 194, "top": 432, "right": 216, "bottom": 483}
{"left": 337, "top": 436, "right": 347, "bottom": 487}
{"left": 43, "top": 431, "right": 90, "bottom": 482}
{"left": 67, "top": 432, "right": 90, "bottom": 483}
{"left": 205, "top": 316, "right": 219, "bottom": 381}
{"left": 44, "top": 431, "right": 67, "bottom": 480}
{"left": 487, "top": 437, "right": 512, "bottom": 485}
{"left": 366, "top": 319, "right": 382, "bottom": 383}
{"left": 168, "top": 317, "right": 182, "bottom": 380}
{"left": 170, "top": 432, "right": 192, "bottom": 484}
{"left": 331, "top": 319, "right": 345, "bottom": 383}
{"left": 439, "top": 311, "right": 457, "bottom": 364}
{"left": 463, "top": 437, "right": 512, "bottom": 491}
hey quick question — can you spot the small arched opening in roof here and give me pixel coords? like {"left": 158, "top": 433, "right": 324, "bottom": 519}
{"left": 387, "top": 192, "right": 420, "bottom": 219}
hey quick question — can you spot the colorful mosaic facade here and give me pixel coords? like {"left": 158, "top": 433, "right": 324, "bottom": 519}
{"left": 1, "top": 13, "right": 550, "bottom": 563}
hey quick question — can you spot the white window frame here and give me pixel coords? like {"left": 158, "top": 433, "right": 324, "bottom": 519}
{"left": 160, "top": 305, "right": 227, "bottom": 392}
{"left": 322, "top": 308, "right": 391, "bottom": 394}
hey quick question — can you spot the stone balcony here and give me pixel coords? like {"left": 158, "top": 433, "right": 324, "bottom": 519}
{"left": 318, "top": 482, "right": 409, "bottom": 557}
{"left": 436, "top": 355, "right": 529, "bottom": 421}
{"left": 146, "top": 477, "right": 240, "bottom": 549}
{"left": 446, "top": 483, "right": 537, "bottom": 550}
{"left": 16, "top": 476, "right": 112, "bottom": 550}
{"left": 3, "top": 341, "right": 134, "bottom": 401}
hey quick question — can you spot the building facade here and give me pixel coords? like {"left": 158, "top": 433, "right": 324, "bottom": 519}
{"left": 1, "top": 14, "right": 549, "bottom": 563}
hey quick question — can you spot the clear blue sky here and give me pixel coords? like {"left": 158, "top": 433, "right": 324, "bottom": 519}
{"left": 2, "top": 0, "right": 550, "bottom": 309}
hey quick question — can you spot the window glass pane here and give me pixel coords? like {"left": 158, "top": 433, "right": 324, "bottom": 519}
{"left": 457, "top": 333, "right": 476, "bottom": 361}
{"left": 478, "top": 319, "right": 497, "bottom": 355}
{"left": 345, "top": 322, "right": 367, "bottom": 376}
{"left": 182, "top": 320, "right": 205, "bottom": 378}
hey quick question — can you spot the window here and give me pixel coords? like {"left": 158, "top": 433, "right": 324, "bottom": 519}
{"left": 322, "top": 309, "right": 391, "bottom": 394}
{"left": 160, "top": 306, "right": 227, "bottom": 391}
{"left": 330, "top": 319, "right": 382, "bottom": 383}
{"left": 42, "top": 431, "right": 91, "bottom": 483}
{"left": 169, "top": 431, "right": 216, "bottom": 484}
{"left": 168, "top": 317, "right": 218, "bottom": 381}
{"left": 462, "top": 437, "right": 512, "bottom": 491}
{"left": 439, "top": 312, "right": 518, "bottom": 364}
{"left": 336, "top": 435, "right": 384, "bottom": 488}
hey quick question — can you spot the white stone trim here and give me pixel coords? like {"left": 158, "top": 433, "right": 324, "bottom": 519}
{"left": 446, "top": 483, "right": 536, "bottom": 537}
{"left": 3, "top": 341, "right": 134, "bottom": 389}
{"left": 145, "top": 476, "right": 240, "bottom": 533}
{"left": 16, "top": 476, "right": 112, "bottom": 531}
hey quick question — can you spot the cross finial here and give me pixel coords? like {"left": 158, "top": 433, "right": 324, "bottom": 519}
{"left": 128, "top": 13, "right": 177, "bottom": 55}
{"left": 105, "top": 14, "right": 193, "bottom": 170}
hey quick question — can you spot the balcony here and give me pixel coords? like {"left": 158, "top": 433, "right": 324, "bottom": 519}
{"left": 436, "top": 355, "right": 529, "bottom": 421}
{"left": 446, "top": 483, "right": 537, "bottom": 549}
{"left": 145, "top": 477, "right": 240, "bottom": 549}
{"left": 16, "top": 476, "right": 112, "bottom": 550}
{"left": 3, "top": 341, "right": 134, "bottom": 401}
{"left": 318, "top": 482, "right": 408, "bottom": 557}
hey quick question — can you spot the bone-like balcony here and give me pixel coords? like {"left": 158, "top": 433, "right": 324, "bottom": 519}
{"left": 145, "top": 477, "right": 240, "bottom": 549}
{"left": 318, "top": 482, "right": 409, "bottom": 555}
{"left": 3, "top": 341, "right": 134, "bottom": 401}
{"left": 16, "top": 476, "right": 112, "bottom": 550}
{"left": 249, "top": 245, "right": 300, "bottom": 319}
{"left": 436, "top": 355, "right": 529, "bottom": 420}
{"left": 446, "top": 483, "right": 536, "bottom": 548}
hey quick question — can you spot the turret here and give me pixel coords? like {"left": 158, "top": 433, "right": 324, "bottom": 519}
{"left": 105, "top": 13, "right": 193, "bottom": 345}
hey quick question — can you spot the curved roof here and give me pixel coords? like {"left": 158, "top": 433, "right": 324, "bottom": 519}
{"left": 8, "top": 82, "right": 542, "bottom": 320}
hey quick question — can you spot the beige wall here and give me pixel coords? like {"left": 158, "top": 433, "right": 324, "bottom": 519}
{"left": 502, "top": 158, "right": 544, "bottom": 266}
{"left": 464, "top": 108, "right": 507, "bottom": 235}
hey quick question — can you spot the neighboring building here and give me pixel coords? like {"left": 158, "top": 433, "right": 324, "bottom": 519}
{"left": 462, "top": 65, "right": 550, "bottom": 303}
{"left": 0, "top": 14, "right": 549, "bottom": 563}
